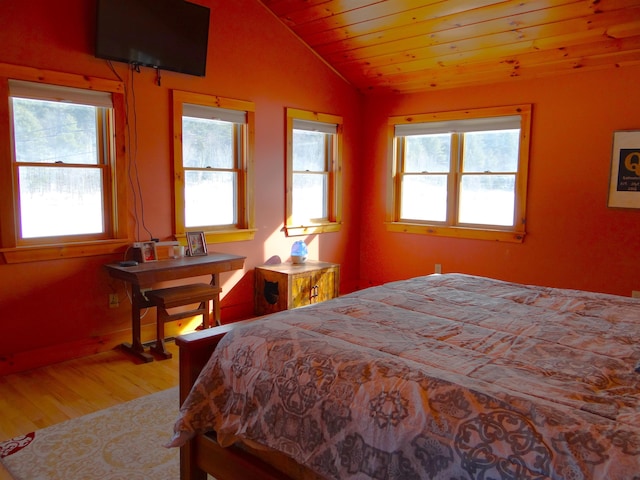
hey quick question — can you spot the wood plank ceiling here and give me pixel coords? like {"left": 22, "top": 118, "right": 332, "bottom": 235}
{"left": 257, "top": 0, "right": 640, "bottom": 94}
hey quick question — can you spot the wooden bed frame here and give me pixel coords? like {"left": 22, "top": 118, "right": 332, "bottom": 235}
{"left": 176, "top": 320, "right": 316, "bottom": 480}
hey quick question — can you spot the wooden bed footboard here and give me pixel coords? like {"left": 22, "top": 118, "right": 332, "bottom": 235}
{"left": 176, "top": 320, "right": 255, "bottom": 404}
{"left": 176, "top": 319, "right": 303, "bottom": 480}
{"left": 176, "top": 320, "right": 253, "bottom": 480}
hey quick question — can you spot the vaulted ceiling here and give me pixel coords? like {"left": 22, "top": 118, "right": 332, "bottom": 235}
{"left": 257, "top": 0, "right": 640, "bottom": 95}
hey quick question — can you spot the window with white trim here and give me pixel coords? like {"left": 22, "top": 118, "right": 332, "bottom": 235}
{"left": 286, "top": 108, "right": 342, "bottom": 236}
{"left": 388, "top": 105, "right": 531, "bottom": 242}
{"left": 172, "top": 91, "right": 255, "bottom": 243}
{"left": 0, "top": 74, "right": 128, "bottom": 263}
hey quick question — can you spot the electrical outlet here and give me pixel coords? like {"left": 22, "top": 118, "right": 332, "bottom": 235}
{"left": 632, "top": 291, "right": 640, "bottom": 299}
{"left": 435, "top": 263, "right": 442, "bottom": 274}
{"left": 109, "top": 293, "right": 119, "bottom": 308}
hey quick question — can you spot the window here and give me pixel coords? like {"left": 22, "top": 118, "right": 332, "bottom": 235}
{"left": 172, "top": 91, "right": 255, "bottom": 243}
{"left": 0, "top": 67, "right": 128, "bottom": 263}
{"left": 388, "top": 105, "right": 531, "bottom": 242}
{"left": 285, "top": 108, "right": 342, "bottom": 236}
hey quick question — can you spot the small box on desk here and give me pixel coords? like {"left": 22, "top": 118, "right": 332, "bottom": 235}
{"left": 132, "top": 241, "right": 181, "bottom": 262}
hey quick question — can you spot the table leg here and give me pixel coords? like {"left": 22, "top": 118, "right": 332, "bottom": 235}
{"left": 119, "top": 285, "right": 154, "bottom": 363}
{"left": 210, "top": 273, "right": 221, "bottom": 326}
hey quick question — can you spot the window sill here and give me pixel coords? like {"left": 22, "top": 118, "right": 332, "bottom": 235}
{"left": 386, "top": 222, "right": 525, "bottom": 243}
{"left": 285, "top": 223, "right": 342, "bottom": 237}
{"left": 177, "top": 229, "right": 257, "bottom": 245}
{"left": 1, "top": 239, "right": 131, "bottom": 264}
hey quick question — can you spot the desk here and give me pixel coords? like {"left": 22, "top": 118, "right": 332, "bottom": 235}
{"left": 105, "top": 252, "right": 245, "bottom": 362}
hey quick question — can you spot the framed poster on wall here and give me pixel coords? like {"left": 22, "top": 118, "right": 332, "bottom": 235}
{"left": 608, "top": 130, "right": 640, "bottom": 209}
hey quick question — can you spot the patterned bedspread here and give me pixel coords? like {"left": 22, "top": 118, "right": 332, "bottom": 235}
{"left": 171, "top": 273, "right": 640, "bottom": 479}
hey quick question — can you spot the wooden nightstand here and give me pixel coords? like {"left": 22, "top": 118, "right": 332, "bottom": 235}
{"left": 254, "top": 260, "right": 340, "bottom": 315}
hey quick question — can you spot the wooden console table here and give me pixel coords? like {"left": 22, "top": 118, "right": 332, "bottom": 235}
{"left": 104, "top": 252, "right": 245, "bottom": 362}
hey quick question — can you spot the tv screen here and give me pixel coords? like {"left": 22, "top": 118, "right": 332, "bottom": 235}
{"left": 95, "top": 0, "right": 210, "bottom": 77}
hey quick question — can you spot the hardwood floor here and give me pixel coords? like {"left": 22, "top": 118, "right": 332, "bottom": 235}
{"left": 0, "top": 343, "right": 179, "bottom": 441}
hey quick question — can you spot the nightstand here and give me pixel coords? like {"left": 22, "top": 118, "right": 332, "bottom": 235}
{"left": 254, "top": 260, "right": 340, "bottom": 315}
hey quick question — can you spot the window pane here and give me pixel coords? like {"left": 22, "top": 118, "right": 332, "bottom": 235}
{"left": 19, "top": 166, "right": 104, "bottom": 238}
{"left": 12, "top": 98, "right": 98, "bottom": 165}
{"left": 459, "top": 174, "right": 515, "bottom": 226}
{"left": 292, "top": 173, "right": 327, "bottom": 223}
{"left": 183, "top": 117, "right": 234, "bottom": 169}
{"left": 293, "top": 130, "right": 326, "bottom": 171}
{"left": 463, "top": 130, "right": 519, "bottom": 172}
{"left": 185, "top": 170, "right": 236, "bottom": 227}
{"left": 404, "top": 134, "right": 451, "bottom": 173}
{"left": 401, "top": 174, "right": 447, "bottom": 222}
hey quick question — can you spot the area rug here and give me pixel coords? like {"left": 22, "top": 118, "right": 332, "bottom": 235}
{"left": 0, "top": 387, "right": 180, "bottom": 480}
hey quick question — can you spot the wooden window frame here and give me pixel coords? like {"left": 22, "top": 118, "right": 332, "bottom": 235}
{"left": 172, "top": 90, "right": 256, "bottom": 244}
{"left": 387, "top": 104, "right": 531, "bottom": 243}
{"left": 285, "top": 108, "right": 343, "bottom": 237}
{"left": 0, "top": 63, "right": 129, "bottom": 264}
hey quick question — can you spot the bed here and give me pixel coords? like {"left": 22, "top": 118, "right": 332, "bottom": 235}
{"left": 169, "top": 273, "right": 640, "bottom": 480}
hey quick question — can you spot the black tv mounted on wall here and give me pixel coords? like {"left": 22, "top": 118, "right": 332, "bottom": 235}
{"left": 95, "top": 0, "right": 210, "bottom": 77}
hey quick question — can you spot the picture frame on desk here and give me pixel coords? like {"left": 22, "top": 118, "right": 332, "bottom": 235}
{"left": 187, "top": 231, "right": 207, "bottom": 256}
{"left": 140, "top": 241, "right": 158, "bottom": 263}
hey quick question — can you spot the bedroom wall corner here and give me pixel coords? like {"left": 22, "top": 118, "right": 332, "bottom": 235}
{"left": 358, "top": 66, "right": 640, "bottom": 297}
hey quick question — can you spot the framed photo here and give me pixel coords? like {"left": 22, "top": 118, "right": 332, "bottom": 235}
{"left": 608, "top": 130, "right": 640, "bottom": 209}
{"left": 186, "top": 231, "right": 208, "bottom": 256}
{"left": 140, "top": 241, "right": 158, "bottom": 263}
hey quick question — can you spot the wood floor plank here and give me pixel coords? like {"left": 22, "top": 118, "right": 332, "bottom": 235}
{"left": 0, "top": 343, "right": 179, "bottom": 441}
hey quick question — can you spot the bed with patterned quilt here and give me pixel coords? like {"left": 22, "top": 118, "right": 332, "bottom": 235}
{"left": 169, "top": 273, "right": 640, "bottom": 480}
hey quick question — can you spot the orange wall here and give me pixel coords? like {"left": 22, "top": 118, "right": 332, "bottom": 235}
{"left": 360, "top": 67, "right": 640, "bottom": 296}
{"left": 0, "top": 0, "right": 363, "bottom": 373}
{"left": 1, "top": 0, "right": 638, "bottom": 375}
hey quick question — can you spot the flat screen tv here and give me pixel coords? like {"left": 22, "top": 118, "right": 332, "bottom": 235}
{"left": 95, "top": 0, "right": 210, "bottom": 77}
